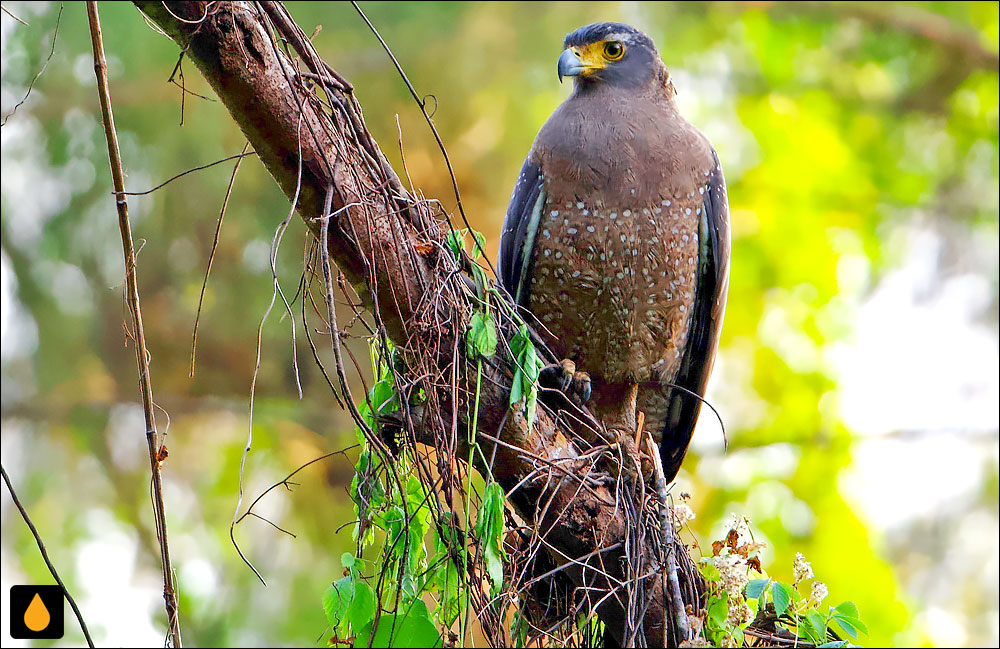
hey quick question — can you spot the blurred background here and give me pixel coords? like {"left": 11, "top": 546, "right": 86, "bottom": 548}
{"left": 1, "top": 1, "right": 997, "bottom": 646}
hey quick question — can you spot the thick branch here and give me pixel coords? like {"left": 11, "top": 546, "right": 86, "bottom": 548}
{"left": 133, "top": 2, "right": 703, "bottom": 645}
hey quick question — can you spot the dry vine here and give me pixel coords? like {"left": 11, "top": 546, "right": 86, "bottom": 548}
{"left": 132, "top": 2, "right": 706, "bottom": 646}
{"left": 88, "top": 2, "right": 182, "bottom": 645}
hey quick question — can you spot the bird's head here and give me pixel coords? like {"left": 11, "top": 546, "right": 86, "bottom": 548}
{"left": 557, "top": 22, "right": 662, "bottom": 90}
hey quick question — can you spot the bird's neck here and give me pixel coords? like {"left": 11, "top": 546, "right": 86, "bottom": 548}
{"left": 534, "top": 86, "right": 695, "bottom": 206}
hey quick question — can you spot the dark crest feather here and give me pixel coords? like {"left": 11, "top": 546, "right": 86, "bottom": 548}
{"left": 563, "top": 22, "right": 656, "bottom": 53}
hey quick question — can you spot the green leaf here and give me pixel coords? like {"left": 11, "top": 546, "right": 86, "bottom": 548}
{"left": 405, "top": 476, "right": 432, "bottom": 534}
{"left": 804, "top": 610, "right": 828, "bottom": 643}
{"left": 369, "top": 378, "right": 398, "bottom": 418}
{"left": 482, "top": 546, "right": 503, "bottom": 594}
{"left": 746, "top": 578, "right": 770, "bottom": 600}
{"left": 508, "top": 325, "right": 544, "bottom": 427}
{"left": 445, "top": 228, "right": 467, "bottom": 261}
{"left": 832, "top": 601, "right": 860, "bottom": 620}
{"left": 831, "top": 600, "right": 867, "bottom": 640}
{"left": 384, "top": 505, "right": 406, "bottom": 555}
{"left": 356, "top": 400, "right": 373, "bottom": 443}
{"left": 509, "top": 366, "right": 524, "bottom": 405}
{"left": 370, "top": 337, "right": 394, "bottom": 382}
{"left": 470, "top": 263, "right": 490, "bottom": 298}
{"left": 699, "top": 561, "right": 720, "bottom": 582}
{"left": 341, "top": 553, "right": 356, "bottom": 571}
{"left": 395, "top": 613, "right": 442, "bottom": 648}
{"left": 347, "top": 581, "right": 376, "bottom": 630}
{"left": 431, "top": 564, "right": 466, "bottom": 627}
{"left": 406, "top": 597, "right": 432, "bottom": 622}
{"left": 354, "top": 608, "right": 442, "bottom": 648}
{"left": 831, "top": 615, "right": 864, "bottom": 641}
{"left": 323, "top": 576, "right": 354, "bottom": 632}
{"left": 510, "top": 611, "right": 530, "bottom": 649}
{"left": 470, "top": 229, "right": 486, "bottom": 260}
{"left": 772, "top": 581, "right": 792, "bottom": 617}
{"left": 474, "top": 482, "right": 507, "bottom": 592}
{"left": 521, "top": 341, "right": 541, "bottom": 424}
{"left": 466, "top": 310, "right": 497, "bottom": 359}
{"left": 706, "top": 591, "right": 729, "bottom": 628}
{"left": 350, "top": 450, "right": 385, "bottom": 520}
{"left": 816, "top": 642, "right": 848, "bottom": 648}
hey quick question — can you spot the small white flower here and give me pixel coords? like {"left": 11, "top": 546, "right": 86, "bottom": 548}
{"left": 713, "top": 554, "right": 749, "bottom": 601}
{"left": 793, "top": 552, "right": 814, "bottom": 583}
{"left": 671, "top": 504, "right": 696, "bottom": 530}
{"left": 811, "top": 581, "right": 829, "bottom": 603}
{"left": 727, "top": 601, "right": 753, "bottom": 626}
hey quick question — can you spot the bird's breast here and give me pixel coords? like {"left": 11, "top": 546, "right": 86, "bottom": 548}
{"left": 527, "top": 191, "right": 703, "bottom": 385}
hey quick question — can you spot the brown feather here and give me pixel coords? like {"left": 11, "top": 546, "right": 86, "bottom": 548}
{"left": 526, "top": 65, "right": 718, "bottom": 445}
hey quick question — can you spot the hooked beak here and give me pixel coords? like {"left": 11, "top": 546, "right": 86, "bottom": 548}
{"left": 557, "top": 48, "right": 588, "bottom": 83}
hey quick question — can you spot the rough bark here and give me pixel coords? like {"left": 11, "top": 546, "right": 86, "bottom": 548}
{"left": 132, "top": 2, "right": 704, "bottom": 645}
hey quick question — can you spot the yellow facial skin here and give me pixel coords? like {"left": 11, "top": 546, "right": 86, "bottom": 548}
{"left": 566, "top": 40, "right": 625, "bottom": 76}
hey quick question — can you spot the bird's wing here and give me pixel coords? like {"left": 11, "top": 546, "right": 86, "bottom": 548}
{"left": 657, "top": 149, "right": 731, "bottom": 482}
{"left": 497, "top": 157, "right": 547, "bottom": 307}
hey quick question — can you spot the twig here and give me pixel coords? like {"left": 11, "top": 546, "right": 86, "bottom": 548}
{"left": 1, "top": 3, "right": 62, "bottom": 126}
{"left": 122, "top": 150, "right": 257, "bottom": 196}
{"left": 86, "top": 3, "right": 181, "bottom": 645}
{"left": 233, "top": 449, "right": 348, "bottom": 530}
{"left": 649, "top": 433, "right": 689, "bottom": 645}
{"left": 1, "top": 3, "right": 29, "bottom": 26}
{"left": 2, "top": 465, "right": 95, "bottom": 648}
{"left": 190, "top": 141, "right": 251, "bottom": 376}
{"left": 350, "top": 1, "right": 493, "bottom": 269}
{"left": 230, "top": 116, "right": 305, "bottom": 588}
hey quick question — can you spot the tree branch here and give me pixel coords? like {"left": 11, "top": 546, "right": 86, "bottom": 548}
{"left": 131, "top": 2, "right": 704, "bottom": 645}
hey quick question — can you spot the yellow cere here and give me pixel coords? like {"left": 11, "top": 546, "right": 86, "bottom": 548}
{"left": 567, "top": 40, "right": 625, "bottom": 73}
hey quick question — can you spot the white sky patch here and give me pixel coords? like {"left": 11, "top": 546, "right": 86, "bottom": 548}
{"left": 831, "top": 226, "right": 998, "bottom": 523}
{"left": 75, "top": 510, "right": 163, "bottom": 646}
{"left": 832, "top": 229, "right": 998, "bottom": 438}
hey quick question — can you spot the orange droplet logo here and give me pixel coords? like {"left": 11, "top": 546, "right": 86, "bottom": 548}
{"left": 24, "top": 592, "right": 51, "bottom": 632}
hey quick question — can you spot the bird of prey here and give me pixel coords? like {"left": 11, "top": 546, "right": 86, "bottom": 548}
{"left": 497, "top": 22, "right": 730, "bottom": 483}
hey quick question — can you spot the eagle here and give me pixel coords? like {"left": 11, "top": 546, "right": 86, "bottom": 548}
{"left": 497, "top": 22, "right": 730, "bottom": 482}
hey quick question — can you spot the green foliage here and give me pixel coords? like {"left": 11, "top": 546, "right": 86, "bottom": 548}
{"left": 473, "top": 481, "right": 507, "bottom": 593}
{"left": 446, "top": 227, "right": 487, "bottom": 262}
{"left": 323, "top": 553, "right": 377, "bottom": 638}
{"left": 448, "top": 227, "right": 491, "bottom": 296}
{"left": 466, "top": 310, "right": 498, "bottom": 359}
{"left": 508, "top": 324, "right": 544, "bottom": 426}
{"left": 354, "top": 598, "right": 442, "bottom": 648}
{"left": 425, "top": 518, "right": 467, "bottom": 627}
{"left": 698, "top": 521, "right": 869, "bottom": 647}
{"left": 325, "top": 331, "right": 515, "bottom": 646}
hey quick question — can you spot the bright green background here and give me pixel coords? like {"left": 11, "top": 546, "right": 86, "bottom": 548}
{"left": 1, "top": 2, "right": 997, "bottom": 647}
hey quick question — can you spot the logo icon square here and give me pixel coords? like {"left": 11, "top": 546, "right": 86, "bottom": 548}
{"left": 9, "top": 585, "right": 64, "bottom": 639}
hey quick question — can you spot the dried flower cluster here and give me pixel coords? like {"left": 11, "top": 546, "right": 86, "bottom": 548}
{"left": 810, "top": 580, "right": 829, "bottom": 603}
{"left": 793, "top": 551, "right": 814, "bottom": 584}
{"left": 713, "top": 553, "right": 750, "bottom": 601}
{"left": 672, "top": 503, "right": 697, "bottom": 529}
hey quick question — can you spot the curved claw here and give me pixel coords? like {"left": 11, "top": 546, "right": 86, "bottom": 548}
{"left": 572, "top": 371, "right": 592, "bottom": 403}
{"left": 538, "top": 359, "right": 591, "bottom": 407}
{"left": 559, "top": 359, "right": 575, "bottom": 391}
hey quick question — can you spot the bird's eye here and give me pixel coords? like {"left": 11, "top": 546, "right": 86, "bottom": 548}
{"left": 603, "top": 41, "right": 625, "bottom": 61}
